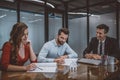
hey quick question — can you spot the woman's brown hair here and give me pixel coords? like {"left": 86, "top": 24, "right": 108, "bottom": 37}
{"left": 9, "top": 22, "right": 28, "bottom": 64}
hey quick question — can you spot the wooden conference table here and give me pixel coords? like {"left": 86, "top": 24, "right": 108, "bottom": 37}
{"left": 0, "top": 62, "right": 120, "bottom": 80}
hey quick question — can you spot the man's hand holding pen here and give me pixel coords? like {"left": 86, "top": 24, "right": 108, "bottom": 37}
{"left": 54, "top": 57, "right": 65, "bottom": 64}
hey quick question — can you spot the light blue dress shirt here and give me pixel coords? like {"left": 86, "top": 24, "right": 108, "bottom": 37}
{"left": 38, "top": 39, "right": 78, "bottom": 62}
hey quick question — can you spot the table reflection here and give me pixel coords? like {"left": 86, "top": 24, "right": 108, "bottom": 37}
{"left": 87, "top": 64, "right": 119, "bottom": 80}
{"left": 0, "top": 63, "right": 120, "bottom": 80}
{"left": 1, "top": 71, "right": 38, "bottom": 80}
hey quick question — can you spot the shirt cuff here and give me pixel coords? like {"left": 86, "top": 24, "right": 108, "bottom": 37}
{"left": 46, "top": 58, "right": 54, "bottom": 62}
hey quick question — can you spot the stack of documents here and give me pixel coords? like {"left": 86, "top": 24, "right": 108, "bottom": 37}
{"left": 27, "top": 63, "right": 57, "bottom": 72}
{"left": 77, "top": 58, "right": 101, "bottom": 65}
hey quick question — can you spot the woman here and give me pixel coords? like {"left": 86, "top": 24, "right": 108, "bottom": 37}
{"left": 1, "top": 22, "right": 37, "bottom": 71}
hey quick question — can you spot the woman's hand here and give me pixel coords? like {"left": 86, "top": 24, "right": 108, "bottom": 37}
{"left": 26, "top": 40, "right": 37, "bottom": 62}
{"left": 25, "top": 63, "right": 36, "bottom": 71}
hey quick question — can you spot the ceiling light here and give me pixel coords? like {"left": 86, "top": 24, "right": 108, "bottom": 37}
{"left": 68, "top": 12, "right": 100, "bottom": 17}
{"left": 90, "top": 14, "right": 100, "bottom": 18}
{"left": 5, "top": 0, "right": 14, "bottom": 2}
{"left": 68, "top": 12, "right": 87, "bottom": 15}
{"left": 102, "top": 5, "right": 109, "bottom": 8}
{"left": 31, "top": 0, "right": 55, "bottom": 8}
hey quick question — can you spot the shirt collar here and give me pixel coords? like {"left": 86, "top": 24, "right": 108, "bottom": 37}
{"left": 53, "top": 39, "right": 64, "bottom": 47}
{"left": 99, "top": 39, "right": 106, "bottom": 43}
{"left": 53, "top": 39, "right": 61, "bottom": 47}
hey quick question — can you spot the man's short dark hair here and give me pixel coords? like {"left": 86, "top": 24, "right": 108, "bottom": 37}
{"left": 58, "top": 28, "right": 69, "bottom": 35}
{"left": 96, "top": 24, "right": 109, "bottom": 33}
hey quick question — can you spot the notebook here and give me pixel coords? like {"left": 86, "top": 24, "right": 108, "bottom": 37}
{"left": 77, "top": 58, "right": 101, "bottom": 65}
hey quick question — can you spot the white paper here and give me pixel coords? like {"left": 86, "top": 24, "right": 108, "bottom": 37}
{"left": 62, "top": 58, "right": 78, "bottom": 66}
{"left": 27, "top": 63, "right": 57, "bottom": 72}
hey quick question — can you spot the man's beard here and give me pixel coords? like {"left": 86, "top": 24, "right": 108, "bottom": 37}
{"left": 57, "top": 39, "right": 64, "bottom": 45}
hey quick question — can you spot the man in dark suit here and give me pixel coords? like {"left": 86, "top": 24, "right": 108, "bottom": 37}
{"left": 83, "top": 24, "right": 119, "bottom": 59}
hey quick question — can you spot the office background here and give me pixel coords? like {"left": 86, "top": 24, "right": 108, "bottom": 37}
{"left": 0, "top": 0, "right": 120, "bottom": 58}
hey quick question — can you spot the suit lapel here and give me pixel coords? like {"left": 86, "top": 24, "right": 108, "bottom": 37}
{"left": 94, "top": 38, "right": 99, "bottom": 53}
{"left": 104, "top": 37, "right": 109, "bottom": 55}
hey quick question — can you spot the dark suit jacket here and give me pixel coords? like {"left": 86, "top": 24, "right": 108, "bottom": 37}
{"left": 83, "top": 37, "right": 119, "bottom": 57}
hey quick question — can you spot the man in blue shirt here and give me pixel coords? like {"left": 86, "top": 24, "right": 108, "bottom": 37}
{"left": 38, "top": 28, "right": 78, "bottom": 64}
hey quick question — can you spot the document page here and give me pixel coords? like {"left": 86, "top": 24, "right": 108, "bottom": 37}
{"left": 27, "top": 63, "right": 57, "bottom": 72}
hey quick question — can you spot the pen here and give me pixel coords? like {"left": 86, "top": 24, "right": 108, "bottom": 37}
{"left": 36, "top": 66, "right": 43, "bottom": 70}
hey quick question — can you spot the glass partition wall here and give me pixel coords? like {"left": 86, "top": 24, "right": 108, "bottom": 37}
{"left": 0, "top": 8, "right": 17, "bottom": 59}
{"left": 48, "top": 13, "right": 62, "bottom": 40}
{"left": 20, "top": 1, "right": 45, "bottom": 54}
{"left": 0, "top": 8, "right": 17, "bottom": 49}
{"left": 68, "top": 17, "right": 87, "bottom": 58}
